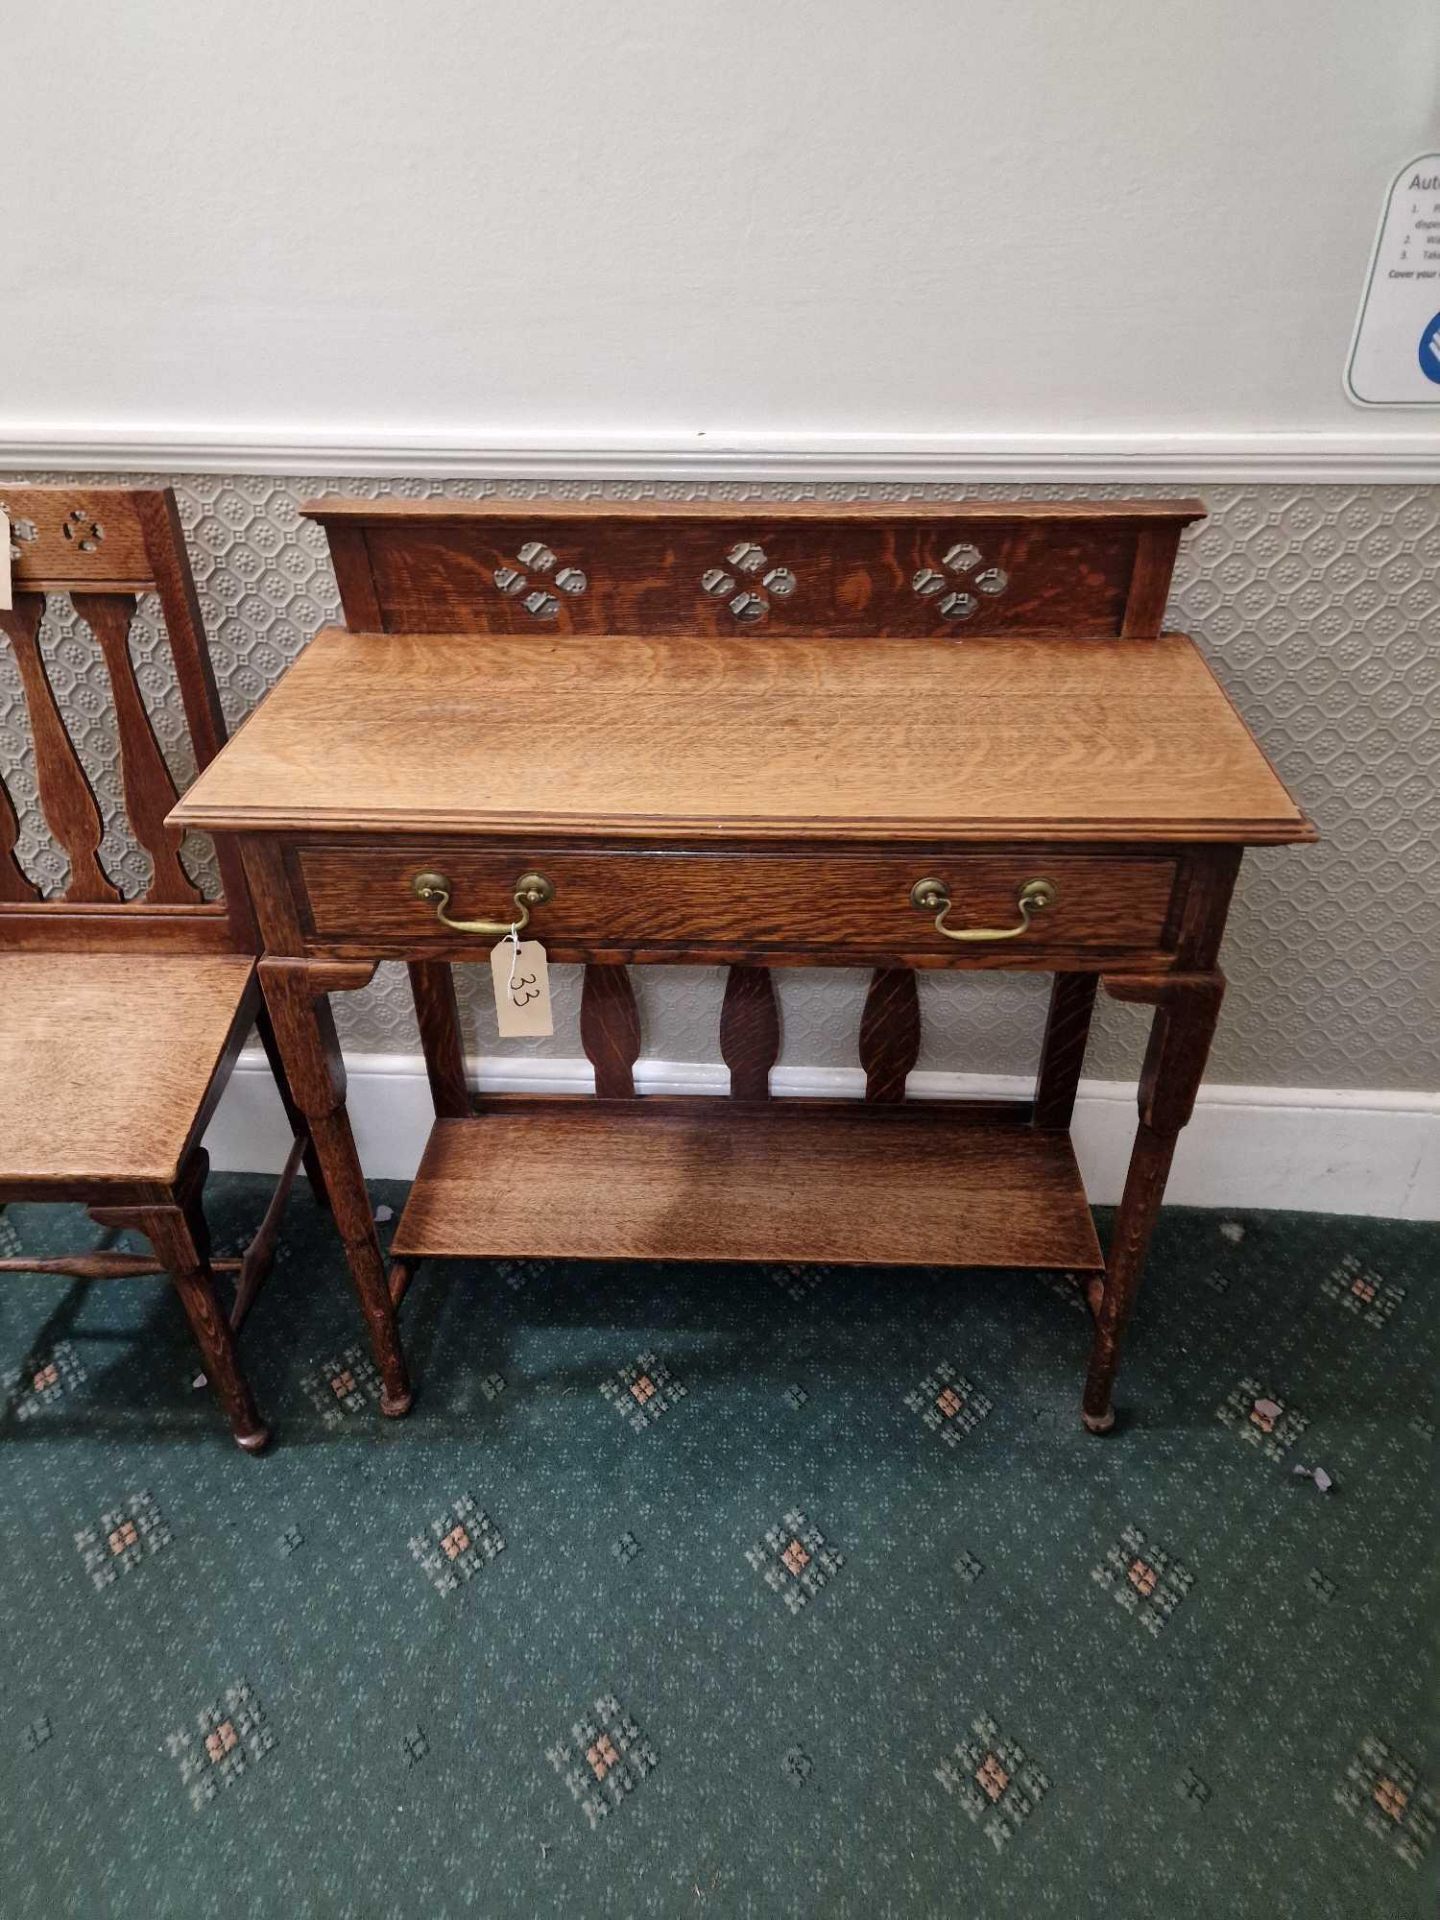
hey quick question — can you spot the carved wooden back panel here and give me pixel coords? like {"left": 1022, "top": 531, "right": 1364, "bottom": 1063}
{"left": 0, "top": 487, "right": 250, "bottom": 949}
{"left": 304, "top": 497, "right": 1203, "bottom": 640}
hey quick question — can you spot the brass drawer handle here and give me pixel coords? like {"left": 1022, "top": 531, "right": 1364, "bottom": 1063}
{"left": 411, "top": 868, "right": 555, "bottom": 935}
{"left": 910, "top": 875, "right": 1057, "bottom": 942}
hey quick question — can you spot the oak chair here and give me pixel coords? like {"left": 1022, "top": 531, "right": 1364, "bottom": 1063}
{"left": 0, "top": 485, "right": 321, "bottom": 1451}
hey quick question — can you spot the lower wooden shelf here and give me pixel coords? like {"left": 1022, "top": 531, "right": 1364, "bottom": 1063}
{"left": 390, "top": 1098, "right": 1103, "bottom": 1272}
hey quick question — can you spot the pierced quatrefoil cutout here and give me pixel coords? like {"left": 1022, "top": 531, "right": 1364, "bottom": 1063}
{"left": 2, "top": 508, "right": 39, "bottom": 562}
{"left": 913, "top": 540, "right": 1009, "bottom": 624}
{"left": 491, "top": 538, "right": 588, "bottom": 619}
{"left": 61, "top": 508, "right": 105, "bottom": 553}
{"left": 700, "top": 542, "right": 797, "bottom": 623}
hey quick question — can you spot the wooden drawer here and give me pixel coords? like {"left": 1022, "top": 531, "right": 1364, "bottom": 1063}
{"left": 293, "top": 844, "right": 1181, "bottom": 964}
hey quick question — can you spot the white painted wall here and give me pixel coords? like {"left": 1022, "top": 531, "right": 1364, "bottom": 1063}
{"left": 5, "top": 0, "right": 1438, "bottom": 454}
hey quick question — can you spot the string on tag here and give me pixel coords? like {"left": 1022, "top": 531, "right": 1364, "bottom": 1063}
{"left": 506, "top": 921, "right": 521, "bottom": 996}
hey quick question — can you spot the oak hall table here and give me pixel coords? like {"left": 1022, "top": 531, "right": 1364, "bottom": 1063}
{"left": 170, "top": 498, "right": 1314, "bottom": 1432}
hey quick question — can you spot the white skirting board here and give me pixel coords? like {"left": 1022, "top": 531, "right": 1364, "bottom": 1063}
{"left": 203, "top": 1050, "right": 1440, "bottom": 1222}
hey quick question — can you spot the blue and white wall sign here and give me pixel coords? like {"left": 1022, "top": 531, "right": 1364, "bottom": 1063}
{"left": 1417, "top": 311, "right": 1440, "bottom": 385}
{"left": 1347, "top": 153, "right": 1440, "bottom": 405}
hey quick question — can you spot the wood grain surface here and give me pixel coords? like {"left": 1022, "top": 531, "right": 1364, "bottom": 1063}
{"left": 719, "top": 964, "right": 780, "bottom": 1099}
{"left": 390, "top": 1101, "right": 1104, "bottom": 1270}
{"left": 0, "top": 487, "right": 153, "bottom": 591}
{"left": 73, "top": 591, "right": 204, "bottom": 905}
{"left": 579, "top": 963, "right": 642, "bottom": 1098}
{"left": 859, "top": 968, "right": 921, "bottom": 1102}
{"left": 306, "top": 496, "right": 1205, "bottom": 524}
{"left": 407, "top": 960, "right": 470, "bottom": 1117}
{"left": 0, "top": 594, "right": 120, "bottom": 903}
{"left": 358, "top": 518, "right": 1143, "bottom": 640}
{"left": 0, "top": 954, "right": 254, "bottom": 1183}
{"left": 0, "top": 485, "right": 257, "bottom": 948}
{"left": 295, "top": 844, "right": 1181, "bottom": 957}
{"left": 303, "top": 496, "right": 1203, "bottom": 639}
{"left": 1032, "top": 972, "right": 1100, "bottom": 1128}
{"left": 171, "top": 628, "right": 1313, "bottom": 844}
{"left": 1082, "top": 970, "right": 1227, "bottom": 1429}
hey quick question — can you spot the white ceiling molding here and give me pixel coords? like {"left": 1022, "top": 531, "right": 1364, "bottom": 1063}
{"left": 0, "top": 426, "right": 1436, "bottom": 484}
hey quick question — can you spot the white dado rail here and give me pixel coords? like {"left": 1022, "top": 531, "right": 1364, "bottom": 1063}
{"left": 0, "top": 428, "right": 1437, "bottom": 484}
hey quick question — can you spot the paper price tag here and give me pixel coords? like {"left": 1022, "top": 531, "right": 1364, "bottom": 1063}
{"left": 0, "top": 512, "right": 12, "bottom": 612}
{"left": 490, "top": 935, "right": 553, "bottom": 1037}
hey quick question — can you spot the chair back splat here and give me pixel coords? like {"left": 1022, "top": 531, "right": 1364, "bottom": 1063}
{"left": 0, "top": 486, "right": 253, "bottom": 951}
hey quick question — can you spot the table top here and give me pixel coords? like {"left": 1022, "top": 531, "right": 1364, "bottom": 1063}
{"left": 172, "top": 626, "right": 1314, "bottom": 845}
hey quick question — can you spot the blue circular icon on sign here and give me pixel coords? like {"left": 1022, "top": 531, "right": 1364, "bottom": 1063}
{"left": 1420, "top": 312, "right": 1440, "bottom": 384}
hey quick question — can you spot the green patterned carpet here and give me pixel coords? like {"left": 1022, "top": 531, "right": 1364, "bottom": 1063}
{"left": 1, "top": 1181, "right": 1435, "bottom": 1919}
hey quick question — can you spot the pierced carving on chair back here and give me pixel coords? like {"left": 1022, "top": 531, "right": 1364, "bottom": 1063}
{"left": 0, "top": 487, "right": 250, "bottom": 946}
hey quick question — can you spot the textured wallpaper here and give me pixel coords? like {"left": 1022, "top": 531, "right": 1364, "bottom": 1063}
{"left": 1, "top": 474, "right": 1436, "bottom": 1091}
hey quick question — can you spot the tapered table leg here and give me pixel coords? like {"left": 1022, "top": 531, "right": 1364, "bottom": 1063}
{"left": 258, "top": 957, "right": 412, "bottom": 1416}
{"left": 254, "top": 1001, "right": 331, "bottom": 1206}
{"left": 1082, "top": 971, "right": 1225, "bottom": 1433}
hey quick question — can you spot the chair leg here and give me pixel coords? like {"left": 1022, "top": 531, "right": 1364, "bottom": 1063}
{"left": 254, "top": 1003, "right": 331, "bottom": 1210}
{"left": 93, "top": 1151, "right": 270, "bottom": 1453}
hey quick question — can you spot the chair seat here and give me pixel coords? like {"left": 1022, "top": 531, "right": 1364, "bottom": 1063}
{"left": 0, "top": 953, "right": 256, "bottom": 1186}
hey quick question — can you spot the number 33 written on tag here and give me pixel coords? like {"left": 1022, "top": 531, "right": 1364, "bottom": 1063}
{"left": 489, "top": 936, "right": 554, "bottom": 1037}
